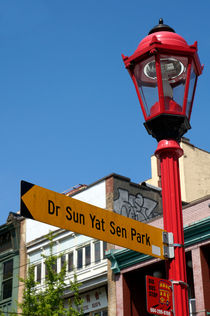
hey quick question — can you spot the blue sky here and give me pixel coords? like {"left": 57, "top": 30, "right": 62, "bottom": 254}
{"left": 0, "top": 1, "right": 209, "bottom": 225}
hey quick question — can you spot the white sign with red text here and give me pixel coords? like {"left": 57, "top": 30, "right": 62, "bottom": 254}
{"left": 65, "top": 286, "right": 107, "bottom": 313}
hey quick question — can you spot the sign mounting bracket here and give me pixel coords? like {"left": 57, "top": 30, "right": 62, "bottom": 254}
{"left": 163, "top": 231, "right": 174, "bottom": 259}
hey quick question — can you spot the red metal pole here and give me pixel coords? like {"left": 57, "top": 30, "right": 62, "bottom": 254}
{"left": 155, "top": 139, "right": 189, "bottom": 316}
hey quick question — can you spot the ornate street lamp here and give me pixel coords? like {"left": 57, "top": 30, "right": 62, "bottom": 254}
{"left": 122, "top": 19, "right": 203, "bottom": 316}
{"left": 122, "top": 18, "right": 202, "bottom": 141}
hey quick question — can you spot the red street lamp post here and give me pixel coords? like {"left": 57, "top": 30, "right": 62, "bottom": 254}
{"left": 122, "top": 19, "right": 202, "bottom": 315}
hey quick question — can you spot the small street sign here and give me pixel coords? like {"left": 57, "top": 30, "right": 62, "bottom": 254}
{"left": 21, "top": 180, "right": 167, "bottom": 259}
{"left": 146, "top": 275, "right": 173, "bottom": 316}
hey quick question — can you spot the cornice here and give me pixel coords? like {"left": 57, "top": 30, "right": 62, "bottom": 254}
{"left": 106, "top": 217, "right": 210, "bottom": 274}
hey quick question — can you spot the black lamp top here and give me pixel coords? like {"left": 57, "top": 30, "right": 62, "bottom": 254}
{"left": 148, "top": 18, "right": 175, "bottom": 35}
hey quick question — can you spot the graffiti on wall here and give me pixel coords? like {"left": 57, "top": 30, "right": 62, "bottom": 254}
{"left": 114, "top": 188, "right": 158, "bottom": 222}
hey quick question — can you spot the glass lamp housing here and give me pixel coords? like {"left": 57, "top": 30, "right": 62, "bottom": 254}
{"left": 122, "top": 27, "right": 202, "bottom": 141}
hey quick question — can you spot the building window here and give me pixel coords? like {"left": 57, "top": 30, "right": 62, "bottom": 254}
{"left": 94, "top": 310, "right": 108, "bottom": 316}
{"left": 94, "top": 241, "right": 101, "bottom": 263}
{"left": 2, "top": 259, "right": 13, "bottom": 300}
{"left": 61, "top": 254, "right": 66, "bottom": 270}
{"left": 103, "top": 242, "right": 107, "bottom": 259}
{"left": 0, "top": 232, "right": 12, "bottom": 253}
{"left": 45, "top": 263, "right": 48, "bottom": 278}
{"left": 45, "top": 260, "right": 57, "bottom": 277}
{"left": 52, "top": 261, "right": 57, "bottom": 273}
{"left": 68, "top": 252, "right": 74, "bottom": 272}
{"left": 85, "top": 244, "right": 91, "bottom": 267}
{"left": 36, "top": 263, "right": 41, "bottom": 283}
{"left": 76, "top": 244, "right": 92, "bottom": 270}
{"left": 31, "top": 240, "right": 106, "bottom": 283}
{"left": 33, "top": 263, "right": 42, "bottom": 284}
{"left": 77, "top": 248, "right": 83, "bottom": 269}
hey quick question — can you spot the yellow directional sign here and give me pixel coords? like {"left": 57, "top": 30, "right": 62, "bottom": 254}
{"left": 21, "top": 180, "right": 166, "bottom": 259}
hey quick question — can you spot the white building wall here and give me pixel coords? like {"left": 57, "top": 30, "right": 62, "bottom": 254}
{"left": 72, "top": 180, "right": 106, "bottom": 208}
{"left": 26, "top": 220, "right": 58, "bottom": 243}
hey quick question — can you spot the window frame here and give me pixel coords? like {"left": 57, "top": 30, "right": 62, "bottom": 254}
{"left": 34, "top": 263, "right": 42, "bottom": 284}
{"left": 68, "top": 251, "right": 74, "bottom": 272}
{"left": 77, "top": 248, "right": 83, "bottom": 269}
{"left": 85, "top": 244, "right": 91, "bottom": 267}
{"left": 1, "top": 259, "right": 13, "bottom": 301}
{"left": 94, "top": 241, "right": 101, "bottom": 263}
{"left": 28, "top": 239, "right": 107, "bottom": 286}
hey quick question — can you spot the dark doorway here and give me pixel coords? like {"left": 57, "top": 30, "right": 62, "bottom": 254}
{"left": 122, "top": 261, "right": 166, "bottom": 316}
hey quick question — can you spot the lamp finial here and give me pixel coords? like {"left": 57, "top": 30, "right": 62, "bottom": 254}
{"left": 148, "top": 19, "right": 175, "bottom": 35}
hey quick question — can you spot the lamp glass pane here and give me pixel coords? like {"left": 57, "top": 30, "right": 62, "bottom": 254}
{"left": 134, "top": 56, "right": 159, "bottom": 117}
{"left": 160, "top": 55, "right": 188, "bottom": 113}
{"left": 186, "top": 63, "right": 197, "bottom": 118}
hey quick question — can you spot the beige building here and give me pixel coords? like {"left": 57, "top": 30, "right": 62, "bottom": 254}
{"left": 146, "top": 137, "right": 210, "bottom": 203}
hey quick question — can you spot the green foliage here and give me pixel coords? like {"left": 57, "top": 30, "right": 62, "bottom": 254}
{"left": 67, "top": 273, "right": 84, "bottom": 316}
{"left": 19, "top": 264, "right": 39, "bottom": 314}
{"left": 18, "top": 232, "right": 84, "bottom": 316}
